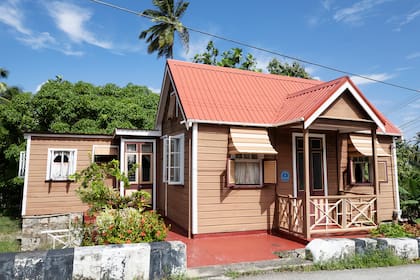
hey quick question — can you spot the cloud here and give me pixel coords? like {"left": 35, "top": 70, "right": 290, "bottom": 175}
{"left": 46, "top": 1, "right": 112, "bottom": 49}
{"left": 321, "top": 0, "right": 334, "bottom": 11}
{"left": 399, "top": 9, "right": 420, "bottom": 26}
{"left": 406, "top": 52, "right": 420, "bottom": 60}
{"left": 350, "top": 73, "right": 394, "bottom": 85}
{"left": 333, "top": 0, "right": 388, "bottom": 25}
{"left": 179, "top": 37, "right": 210, "bottom": 61}
{"left": 0, "top": 0, "right": 31, "bottom": 35}
{"left": 148, "top": 86, "right": 161, "bottom": 94}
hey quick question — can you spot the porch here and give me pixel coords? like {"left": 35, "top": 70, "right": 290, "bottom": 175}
{"left": 275, "top": 193, "right": 377, "bottom": 239}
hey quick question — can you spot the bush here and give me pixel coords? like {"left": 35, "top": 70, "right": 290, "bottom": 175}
{"left": 82, "top": 208, "right": 168, "bottom": 245}
{"left": 370, "top": 223, "right": 413, "bottom": 238}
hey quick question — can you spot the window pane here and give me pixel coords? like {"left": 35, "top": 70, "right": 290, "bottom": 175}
{"left": 170, "top": 167, "right": 180, "bottom": 182}
{"left": 142, "top": 155, "right": 151, "bottom": 182}
{"left": 297, "top": 151, "right": 304, "bottom": 190}
{"left": 142, "top": 143, "right": 153, "bottom": 153}
{"left": 311, "top": 138, "right": 321, "bottom": 150}
{"left": 235, "top": 161, "right": 260, "bottom": 185}
{"left": 353, "top": 157, "right": 371, "bottom": 183}
{"left": 297, "top": 138, "right": 303, "bottom": 150}
{"left": 94, "top": 154, "right": 117, "bottom": 164}
{"left": 127, "top": 154, "right": 137, "bottom": 182}
{"left": 127, "top": 144, "right": 137, "bottom": 152}
{"left": 312, "top": 152, "right": 323, "bottom": 190}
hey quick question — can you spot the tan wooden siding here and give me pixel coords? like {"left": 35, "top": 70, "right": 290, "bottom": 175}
{"left": 159, "top": 89, "right": 190, "bottom": 231}
{"left": 25, "top": 137, "right": 115, "bottom": 216}
{"left": 322, "top": 91, "right": 370, "bottom": 120}
{"left": 197, "top": 124, "right": 276, "bottom": 234}
{"left": 343, "top": 135, "right": 397, "bottom": 221}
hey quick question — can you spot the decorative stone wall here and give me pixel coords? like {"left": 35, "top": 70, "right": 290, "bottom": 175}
{"left": 21, "top": 213, "right": 83, "bottom": 251}
{"left": 0, "top": 241, "right": 186, "bottom": 280}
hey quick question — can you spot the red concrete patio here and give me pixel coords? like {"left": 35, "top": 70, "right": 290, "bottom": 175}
{"left": 165, "top": 225, "right": 306, "bottom": 268}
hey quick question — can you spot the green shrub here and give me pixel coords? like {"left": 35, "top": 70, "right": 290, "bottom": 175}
{"left": 370, "top": 223, "right": 414, "bottom": 238}
{"left": 82, "top": 208, "right": 168, "bottom": 245}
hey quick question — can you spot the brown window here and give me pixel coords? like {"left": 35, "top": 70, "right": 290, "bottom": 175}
{"left": 350, "top": 156, "right": 372, "bottom": 184}
{"left": 227, "top": 154, "right": 277, "bottom": 187}
{"left": 125, "top": 142, "right": 153, "bottom": 186}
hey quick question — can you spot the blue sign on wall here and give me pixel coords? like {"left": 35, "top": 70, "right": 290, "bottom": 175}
{"left": 280, "top": 171, "right": 290, "bottom": 182}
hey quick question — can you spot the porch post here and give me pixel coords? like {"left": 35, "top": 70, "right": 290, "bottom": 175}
{"left": 371, "top": 127, "right": 380, "bottom": 223}
{"left": 303, "top": 129, "right": 311, "bottom": 240}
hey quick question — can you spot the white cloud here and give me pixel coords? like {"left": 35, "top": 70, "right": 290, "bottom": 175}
{"left": 399, "top": 9, "right": 420, "bottom": 26}
{"left": 18, "top": 32, "right": 56, "bottom": 49}
{"left": 148, "top": 86, "right": 161, "bottom": 94}
{"left": 0, "top": 0, "right": 31, "bottom": 35}
{"left": 321, "top": 0, "right": 334, "bottom": 11}
{"left": 406, "top": 52, "right": 420, "bottom": 60}
{"left": 46, "top": 1, "right": 112, "bottom": 49}
{"left": 179, "top": 37, "right": 210, "bottom": 61}
{"left": 350, "top": 73, "right": 394, "bottom": 85}
{"left": 333, "top": 0, "right": 388, "bottom": 25}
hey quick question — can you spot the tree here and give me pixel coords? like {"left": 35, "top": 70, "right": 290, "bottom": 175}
{"left": 0, "top": 77, "right": 160, "bottom": 215}
{"left": 193, "top": 41, "right": 260, "bottom": 71}
{"left": 139, "top": 0, "right": 190, "bottom": 58}
{"left": 397, "top": 134, "right": 420, "bottom": 221}
{"left": 267, "top": 58, "right": 311, "bottom": 79}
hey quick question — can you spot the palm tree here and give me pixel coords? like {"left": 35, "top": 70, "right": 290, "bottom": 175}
{"left": 139, "top": 0, "right": 190, "bottom": 59}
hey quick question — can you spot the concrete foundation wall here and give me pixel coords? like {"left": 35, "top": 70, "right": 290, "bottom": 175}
{"left": 0, "top": 241, "right": 186, "bottom": 280}
{"left": 306, "top": 237, "right": 420, "bottom": 263}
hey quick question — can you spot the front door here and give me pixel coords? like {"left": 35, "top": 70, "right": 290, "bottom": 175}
{"left": 295, "top": 136, "right": 326, "bottom": 196}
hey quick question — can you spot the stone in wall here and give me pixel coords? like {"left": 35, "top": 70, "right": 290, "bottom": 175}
{"left": 21, "top": 213, "right": 83, "bottom": 251}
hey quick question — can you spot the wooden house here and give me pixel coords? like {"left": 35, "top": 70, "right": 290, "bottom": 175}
{"left": 21, "top": 60, "right": 402, "bottom": 243}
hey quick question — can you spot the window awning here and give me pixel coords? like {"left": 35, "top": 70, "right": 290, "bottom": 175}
{"left": 94, "top": 146, "right": 118, "bottom": 156}
{"left": 349, "top": 135, "right": 390, "bottom": 156}
{"left": 228, "top": 128, "right": 277, "bottom": 154}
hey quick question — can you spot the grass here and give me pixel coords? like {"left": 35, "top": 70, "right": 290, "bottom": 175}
{"left": 0, "top": 215, "right": 21, "bottom": 253}
{"left": 224, "top": 249, "right": 417, "bottom": 279}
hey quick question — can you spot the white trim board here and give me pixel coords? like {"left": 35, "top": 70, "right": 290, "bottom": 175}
{"left": 21, "top": 135, "right": 31, "bottom": 216}
{"left": 304, "top": 81, "right": 385, "bottom": 132}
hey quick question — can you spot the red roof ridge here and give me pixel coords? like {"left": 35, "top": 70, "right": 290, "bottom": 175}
{"left": 286, "top": 76, "right": 348, "bottom": 100}
{"left": 167, "top": 59, "right": 323, "bottom": 86}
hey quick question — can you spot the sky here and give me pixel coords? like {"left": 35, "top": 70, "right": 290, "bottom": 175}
{"left": 1, "top": 0, "right": 419, "bottom": 140}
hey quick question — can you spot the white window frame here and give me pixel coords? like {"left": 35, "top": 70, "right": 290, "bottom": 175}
{"left": 46, "top": 149, "right": 77, "bottom": 181}
{"left": 162, "top": 133, "right": 184, "bottom": 185}
{"left": 18, "top": 151, "right": 26, "bottom": 178}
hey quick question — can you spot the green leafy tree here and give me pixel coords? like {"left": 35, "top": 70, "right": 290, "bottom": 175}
{"left": 139, "top": 0, "right": 190, "bottom": 58}
{"left": 397, "top": 134, "right": 420, "bottom": 221}
{"left": 0, "top": 76, "right": 160, "bottom": 215}
{"left": 193, "top": 40, "right": 260, "bottom": 71}
{"left": 267, "top": 58, "right": 311, "bottom": 79}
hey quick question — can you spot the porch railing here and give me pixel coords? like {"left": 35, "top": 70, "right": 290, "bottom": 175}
{"left": 309, "top": 195, "right": 377, "bottom": 234}
{"left": 277, "top": 195, "right": 304, "bottom": 235}
{"left": 276, "top": 194, "right": 377, "bottom": 237}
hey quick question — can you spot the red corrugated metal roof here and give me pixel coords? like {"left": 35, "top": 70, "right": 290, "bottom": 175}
{"left": 166, "top": 60, "right": 401, "bottom": 135}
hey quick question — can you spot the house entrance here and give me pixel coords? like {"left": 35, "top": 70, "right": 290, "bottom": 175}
{"left": 293, "top": 134, "right": 327, "bottom": 197}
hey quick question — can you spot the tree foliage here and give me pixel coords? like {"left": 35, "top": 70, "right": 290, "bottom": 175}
{"left": 193, "top": 41, "right": 260, "bottom": 71}
{"left": 192, "top": 41, "right": 311, "bottom": 78}
{"left": 0, "top": 76, "right": 159, "bottom": 208}
{"left": 139, "top": 0, "right": 190, "bottom": 58}
{"left": 397, "top": 134, "right": 420, "bottom": 221}
{"left": 267, "top": 58, "right": 311, "bottom": 79}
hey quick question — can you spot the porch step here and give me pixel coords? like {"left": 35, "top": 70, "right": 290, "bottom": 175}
{"left": 186, "top": 258, "right": 312, "bottom": 279}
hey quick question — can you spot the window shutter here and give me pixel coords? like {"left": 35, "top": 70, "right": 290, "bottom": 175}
{"left": 378, "top": 161, "right": 387, "bottom": 182}
{"left": 227, "top": 158, "right": 235, "bottom": 186}
{"left": 263, "top": 160, "right": 277, "bottom": 184}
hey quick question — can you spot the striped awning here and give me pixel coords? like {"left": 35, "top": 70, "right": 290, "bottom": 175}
{"left": 228, "top": 128, "right": 277, "bottom": 154}
{"left": 349, "top": 135, "right": 390, "bottom": 156}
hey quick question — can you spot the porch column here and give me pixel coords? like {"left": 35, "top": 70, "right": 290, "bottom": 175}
{"left": 371, "top": 127, "right": 380, "bottom": 223}
{"left": 303, "top": 129, "right": 311, "bottom": 240}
